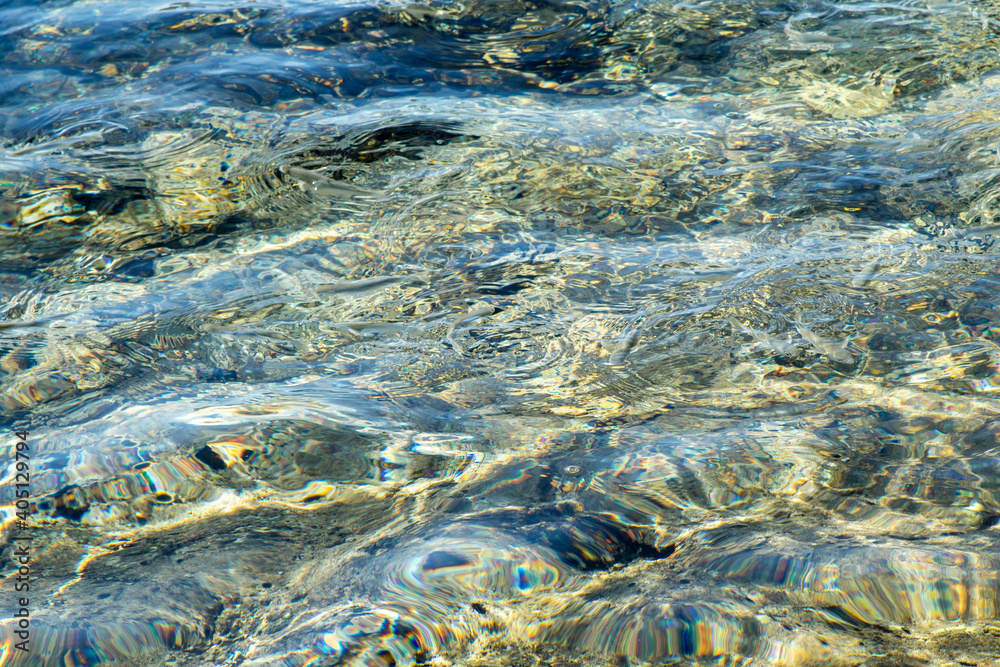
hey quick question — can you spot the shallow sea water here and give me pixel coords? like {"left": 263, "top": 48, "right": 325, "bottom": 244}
{"left": 4, "top": 0, "right": 1000, "bottom": 665}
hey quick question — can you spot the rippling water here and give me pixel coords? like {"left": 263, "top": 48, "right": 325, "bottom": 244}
{"left": 3, "top": 0, "right": 1000, "bottom": 664}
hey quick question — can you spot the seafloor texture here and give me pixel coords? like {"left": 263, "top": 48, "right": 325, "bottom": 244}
{"left": 3, "top": 0, "right": 1000, "bottom": 665}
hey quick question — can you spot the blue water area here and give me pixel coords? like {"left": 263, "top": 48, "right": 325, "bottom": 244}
{"left": 3, "top": 0, "right": 1000, "bottom": 664}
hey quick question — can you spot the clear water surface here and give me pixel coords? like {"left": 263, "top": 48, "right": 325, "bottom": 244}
{"left": 3, "top": 0, "right": 1000, "bottom": 664}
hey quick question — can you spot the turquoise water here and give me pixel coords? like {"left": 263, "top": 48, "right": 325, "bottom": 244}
{"left": 3, "top": 0, "right": 1000, "bottom": 664}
